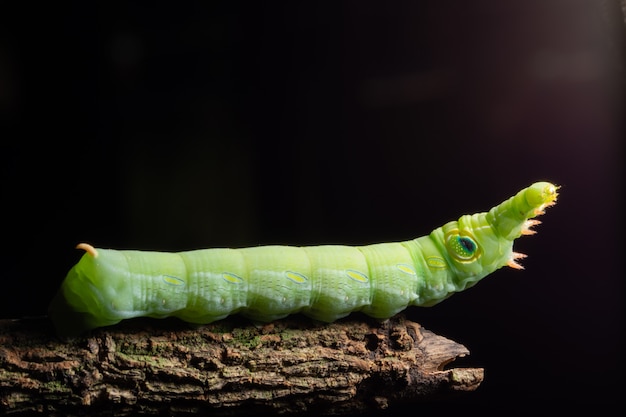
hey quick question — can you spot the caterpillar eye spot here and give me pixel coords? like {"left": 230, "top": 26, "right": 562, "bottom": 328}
{"left": 459, "top": 237, "right": 476, "bottom": 252}
{"left": 444, "top": 229, "right": 481, "bottom": 262}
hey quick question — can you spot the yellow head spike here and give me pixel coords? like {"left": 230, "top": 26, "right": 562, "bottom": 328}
{"left": 507, "top": 252, "right": 527, "bottom": 269}
{"left": 521, "top": 219, "right": 542, "bottom": 235}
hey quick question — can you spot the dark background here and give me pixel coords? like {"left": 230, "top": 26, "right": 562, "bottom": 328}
{"left": 1, "top": 1, "right": 623, "bottom": 413}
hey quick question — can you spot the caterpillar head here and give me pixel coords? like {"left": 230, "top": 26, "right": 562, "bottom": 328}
{"left": 440, "top": 182, "right": 558, "bottom": 291}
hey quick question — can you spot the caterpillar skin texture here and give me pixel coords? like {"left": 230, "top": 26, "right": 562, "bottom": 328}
{"left": 49, "top": 182, "right": 558, "bottom": 336}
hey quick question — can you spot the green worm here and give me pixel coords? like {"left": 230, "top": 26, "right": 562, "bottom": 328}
{"left": 49, "top": 182, "right": 558, "bottom": 336}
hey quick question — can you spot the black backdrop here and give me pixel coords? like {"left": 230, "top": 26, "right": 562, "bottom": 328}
{"left": 1, "top": 1, "right": 623, "bottom": 413}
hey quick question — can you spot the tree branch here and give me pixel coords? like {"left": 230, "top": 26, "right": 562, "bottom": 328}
{"left": 0, "top": 315, "right": 483, "bottom": 416}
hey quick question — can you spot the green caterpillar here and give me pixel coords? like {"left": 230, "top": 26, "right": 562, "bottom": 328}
{"left": 49, "top": 182, "right": 558, "bottom": 336}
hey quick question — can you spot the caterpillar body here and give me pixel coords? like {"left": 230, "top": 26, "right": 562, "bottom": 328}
{"left": 49, "top": 182, "right": 558, "bottom": 336}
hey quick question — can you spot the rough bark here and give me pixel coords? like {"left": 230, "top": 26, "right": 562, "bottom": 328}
{"left": 0, "top": 315, "right": 483, "bottom": 416}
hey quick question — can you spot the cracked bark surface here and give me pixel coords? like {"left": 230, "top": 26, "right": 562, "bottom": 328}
{"left": 0, "top": 315, "right": 483, "bottom": 416}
